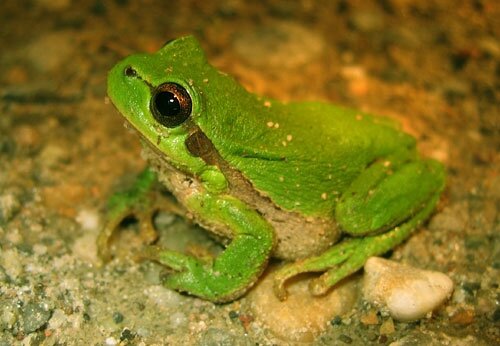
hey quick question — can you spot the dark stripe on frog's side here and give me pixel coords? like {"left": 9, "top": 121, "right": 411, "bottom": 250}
{"left": 185, "top": 127, "right": 219, "bottom": 166}
{"left": 183, "top": 125, "right": 258, "bottom": 194}
{"left": 185, "top": 126, "right": 286, "bottom": 163}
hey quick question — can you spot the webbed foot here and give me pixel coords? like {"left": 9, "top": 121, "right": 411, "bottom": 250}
{"left": 97, "top": 168, "right": 184, "bottom": 262}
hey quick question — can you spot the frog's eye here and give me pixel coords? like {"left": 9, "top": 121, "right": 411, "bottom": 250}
{"left": 150, "top": 83, "right": 192, "bottom": 128}
{"left": 161, "top": 38, "right": 175, "bottom": 47}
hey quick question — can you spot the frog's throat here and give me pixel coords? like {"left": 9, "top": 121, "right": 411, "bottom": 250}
{"left": 141, "top": 125, "right": 340, "bottom": 261}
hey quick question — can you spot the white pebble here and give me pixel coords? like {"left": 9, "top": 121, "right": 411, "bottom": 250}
{"left": 105, "top": 337, "right": 118, "bottom": 345}
{"left": 144, "top": 285, "right": 186, "bottom": 309}
{"left": 363, "top": 257, "right": 454, "bottom": 321}
{"left": 76, "top": 209, "right": 100, "bottom": 231}
{"left": 169, "top": 311, "right": 187, "bottom": 328}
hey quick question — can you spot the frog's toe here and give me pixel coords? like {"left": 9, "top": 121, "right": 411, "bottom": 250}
{"left": 272, "top": 239, "right": 360, "bottom": 300}
{"left": 143, "top": 246, "right": 198, "bottom": 272}
{"left": 97, "top": 209, "right": 133, "bottom": 262}
{"left": 273, "top": 267, "right": 295, "bottom": 301}
{"left": 98, "top": 194, "right": 185, "bottom": 263}
{"left": 308, "top": 255, "right": 363, "bottom": 296}
{"left": 155, "top": 250, "right": 239, "bottom": 302}
{"left": 163, "top": 271, "right": 208, "bottom": 299}
{"left": 141, "top": 246, "right": 210, "bottom": 295}
{"left": 273, "top": 260, "right": 316, "bottom": 301}
{"left": 309, "top": 277, "right": 329, "bottom": 296}
{"left": 97, "top": 207, "right": 157, "bottom": 263}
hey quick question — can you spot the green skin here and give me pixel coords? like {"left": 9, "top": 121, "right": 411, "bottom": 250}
{"left": 101, "top": 36, "right": 445, "bottom": 303}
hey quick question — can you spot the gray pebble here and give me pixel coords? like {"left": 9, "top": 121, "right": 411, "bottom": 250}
{"left": 22, "top": 302, "right": 53, "bottom": 334}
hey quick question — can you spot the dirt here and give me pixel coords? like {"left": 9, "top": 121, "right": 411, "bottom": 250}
{"left": 0, "top": 1, "right": 498, "bottom": 345}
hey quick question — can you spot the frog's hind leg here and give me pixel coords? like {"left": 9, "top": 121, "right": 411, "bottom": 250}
{"left": 143, "top": 193, "right": 275, "bottom": 303}
{"left": 274, "top": 192, "right": 441, "bottom": 300}
{"left": 274, "top": 158, "right": 445, "bottom": 300}
{"left": 97, "top": 167, "right": 184, "bottom": 262}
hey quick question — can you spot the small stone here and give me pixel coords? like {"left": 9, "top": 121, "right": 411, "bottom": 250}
{"left": 47, "top": 309, "right": 68, "bottom": 329}
{"left": 22, "top": 302, "right": 53, "bottom": 334}
{"left": 154, "top": 211, "right": 176, "bottom": 228}
{"left": 460, "top": 281, "right": 481, "bottom": 295}
{"left": 72, "top": 232, "right": 98, "bottom": 263}
{"left": 338, "top": 334, "right": 353, "bottom": 344}
{"left": 1, "top": 248, "right": 24, "bottom": 280}
{"left": 1, "top": 304, "right": 17, "bottom": 330}
{"left": 169, "top": 311, "right": 187, "bottom": 328}
{"left": 228, "top": 310, "right": 239, "bottom": 320}
{"left": 330, "top": 315, "right": 342, "bottom": 326}
{"left": 363, "top": 257, "right": 454, "bottom": 321}
{"left": 450, "top": 309, "right": 475, "bottom": 325}
{"left": 83, "top": 312, "right": 91, "bottom": 322}
{"left": 379, "top": 318, "right": 395, "bottom": 335}
{"left": 248, "top": 266, "right": 358, "bottom": 342}
{"left": 144, "top": 285, "right": 186, "bottom": 309}
{"left": 237, "top": 313, "right": 254, "bottom": 331}
{"left": 105, "top": 337, "right": 118, "bottom": 346}
{"left": 120, "top": 328, "right": 135, "bottom": 341}
{"left": 360, "top": 310, "right": 379, "bottom": 325}
{"left": 378, "top": 334, "right": 388, "bottom": 343}
{"left": 112, "top": 311, "right": 124, "bottom": 324}
{"left": 76, "top": 209, "right": 100, "bottom": 231}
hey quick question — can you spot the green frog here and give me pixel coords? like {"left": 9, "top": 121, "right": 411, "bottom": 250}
{"left": 99, "top": 36, "right": 445, "bottom": 303}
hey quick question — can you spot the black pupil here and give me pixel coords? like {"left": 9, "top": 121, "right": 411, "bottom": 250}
{"left": 155, "top": 91, "right": 181, "bottom": 117}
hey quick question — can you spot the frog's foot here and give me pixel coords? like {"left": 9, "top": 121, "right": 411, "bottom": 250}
{"left": 137, "top": 193, "right": 275, "bottom": 303}
{"left": 273, "top": 238, "right": 361, "bottom": 300}
{"left": 273, "top": 192, "right": 441, "bottom": 300}
{"left": 141, "top": 233, "right": 272, "bottom": 303}
{"left": 97, "top": 168, "right": 184, "bottom": 262}
{"left": 97, "top": 199, "right": 154, "bottom": 262}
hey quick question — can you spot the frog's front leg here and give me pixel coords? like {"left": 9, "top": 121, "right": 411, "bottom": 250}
{"left": 97, "top": 167, "right": 184, "bottom": 262}
{"left": 147, "top": 192, "right": 275, "bottom": 303}
{"left": 274, "top": 158, "right": 445, "bottom": 300}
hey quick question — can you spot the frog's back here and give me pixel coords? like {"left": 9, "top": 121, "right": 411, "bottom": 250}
{"left": 198, "top": 77, "right": 415, "bottom": 217}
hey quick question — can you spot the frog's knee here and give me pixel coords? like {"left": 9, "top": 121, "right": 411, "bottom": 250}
{"left": 336, "top": 159, "right": 445, "bottom": 236}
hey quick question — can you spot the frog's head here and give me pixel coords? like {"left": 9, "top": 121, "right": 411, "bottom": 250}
{"left": 107, "top": 36, "right": 221, "bottom": 175}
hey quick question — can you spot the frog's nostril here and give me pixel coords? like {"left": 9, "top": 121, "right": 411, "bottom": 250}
{"left": 124, "top": 66, "right": 137, "bottom": 77}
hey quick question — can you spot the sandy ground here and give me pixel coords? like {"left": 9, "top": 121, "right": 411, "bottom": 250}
{"left": 0, "top": 1, "right": 498, "bottom": 345}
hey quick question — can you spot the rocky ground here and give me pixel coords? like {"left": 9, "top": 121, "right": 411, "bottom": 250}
{"left": 0, "top": 1, "right": 498, "bottom": 345}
